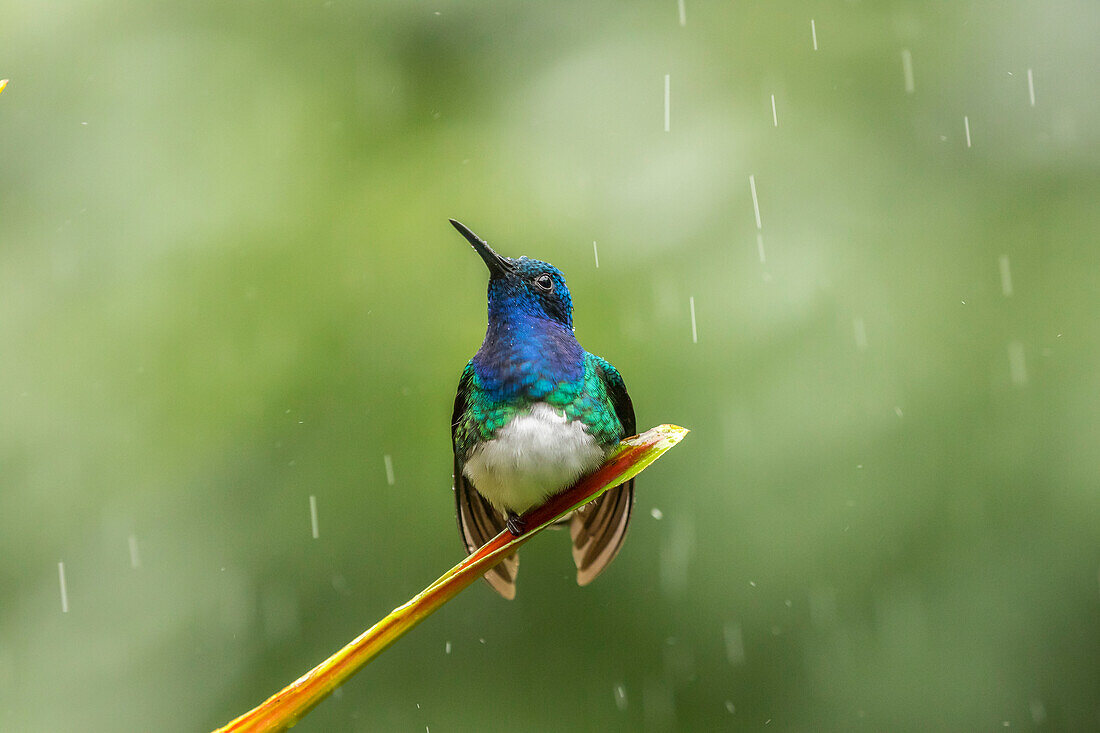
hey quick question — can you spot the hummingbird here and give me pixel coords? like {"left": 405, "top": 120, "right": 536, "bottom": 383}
{"left": 449, "top": 219, "right": 636, "bottom": 600}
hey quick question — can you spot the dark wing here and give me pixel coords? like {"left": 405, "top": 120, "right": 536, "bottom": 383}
{"left": 452, "top": 365, "right": 518, "bottom": 599}
{"left": 570, "top": 357, "right": 636, "bottom": 586}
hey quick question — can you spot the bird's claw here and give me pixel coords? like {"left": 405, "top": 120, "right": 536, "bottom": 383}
{"left": 506, "top": 512, "right": 526, "bottom": 537}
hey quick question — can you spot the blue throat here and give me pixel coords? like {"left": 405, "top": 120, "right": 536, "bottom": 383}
{"left": 472, "top": 294, "right": 584, "bottom": 403}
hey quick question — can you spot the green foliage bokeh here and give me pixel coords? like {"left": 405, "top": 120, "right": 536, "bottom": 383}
{"left": 2, "top": 2, "right": 1098, "bottom": 730}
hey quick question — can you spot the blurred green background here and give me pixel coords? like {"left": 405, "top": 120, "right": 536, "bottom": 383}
{"left": 2, "top": 1, "right": 1098, "bottom": 730}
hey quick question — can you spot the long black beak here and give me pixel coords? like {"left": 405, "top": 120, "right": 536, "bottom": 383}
{"left": 449, "top": 219, "right": 513, "bottom": 279}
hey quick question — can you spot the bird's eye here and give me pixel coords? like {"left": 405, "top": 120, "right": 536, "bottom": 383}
{"left": 534, "top": 274, "right": 554, "bottom": 292}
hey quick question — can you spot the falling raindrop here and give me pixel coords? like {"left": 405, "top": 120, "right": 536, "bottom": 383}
{"left": 964, "top": 116, "right": 972, "bottom": 148}
{"left": 901, "top": 49, "right": 915, "bottom": 93}
{"left": 128, "top": 534, "right": 141, "bottom": 569}
{"left": 384, "top": 454, "right": 395, "bottom": 485}
{"left": 445, "top": 641, "right": 452, "bottom": 654}
{"left": 677, "top": 0, "right": 686, "bottom": 27}
{"left": 658, "top": 515, "right": 695, "bottom": 596}
{"left": 593, "top": 241, "right": 599, "bottom": 268}
{"left": 723, "top": 622, "right": 746, "bottom": 665}
{"left": 725, "top": 701, "right": 735, "bottom": 714}
{"left": 749, "top": 175, "right": 762, "bottom": 230}
{"left": 650, "top": 507, "right": 664, "bottom": 520}
{"left": 1008, "top": 341, "right": 1027, "bottom": 385}
{"left": 614, "top": 683, "right": 628, "bottom": 711}
{"left": 58, "top": 561, "right": 69, "bottom": 613}
{"left": 998, "top": 255, "right": 1013, "bottom": 296}
{"left": 689, "top": 296, "right": 698, "bottom": 343}
{"left": 853, "top": 317, "right": 868, "bottom": 351}
{"left": 810, "top": 19, "right": 818, "bottom": 50}
{"left": 309, "top": 495, "right": 320, "bottom": 539}
{"left": 770, "top": 94, "right": 778, "bottom": 127}
{"left": 1027, "top": 68, "right": 1036, "bottom": 107}
{"left": 663, "top": 74, "right": 671, "bottom": 132}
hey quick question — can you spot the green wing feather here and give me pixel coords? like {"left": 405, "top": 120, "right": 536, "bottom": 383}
{"left": 570, "top": 353, "right": 636, "bottom": 585}
{"left": 451, "top": 362, "right": 517, "bottom": 599}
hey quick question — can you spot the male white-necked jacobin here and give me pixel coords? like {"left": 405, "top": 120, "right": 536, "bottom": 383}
{"left": 449, "top": 219, "right": 636, "bottom": 600}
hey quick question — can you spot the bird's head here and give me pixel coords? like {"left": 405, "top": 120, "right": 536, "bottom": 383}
{"left": 450, "top": 219, "right": 573, "bottom": 330}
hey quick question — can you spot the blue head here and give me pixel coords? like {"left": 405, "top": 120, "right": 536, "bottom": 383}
{"left": 450, "top": 219, "right": 584, "bottom": 396}
{"left": 450, "top": 219, "right": 573, "bottom": 330}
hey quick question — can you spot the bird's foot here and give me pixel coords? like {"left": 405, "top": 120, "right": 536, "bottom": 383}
{"left": 505, "top": 511, "right": 526, "bottom": 537}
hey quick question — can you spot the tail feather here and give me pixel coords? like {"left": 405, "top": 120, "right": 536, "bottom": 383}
{"left": 570, "top": 480, "right": 635, "bottom": 586}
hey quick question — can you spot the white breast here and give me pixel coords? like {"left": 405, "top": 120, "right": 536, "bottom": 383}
{"left": 463, "top": 402, "right": 607, "bottom": 513}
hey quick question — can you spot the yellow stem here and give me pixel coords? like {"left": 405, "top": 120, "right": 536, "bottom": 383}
{"left": 213, "top": 424, "right": 688, "bottom": 733}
